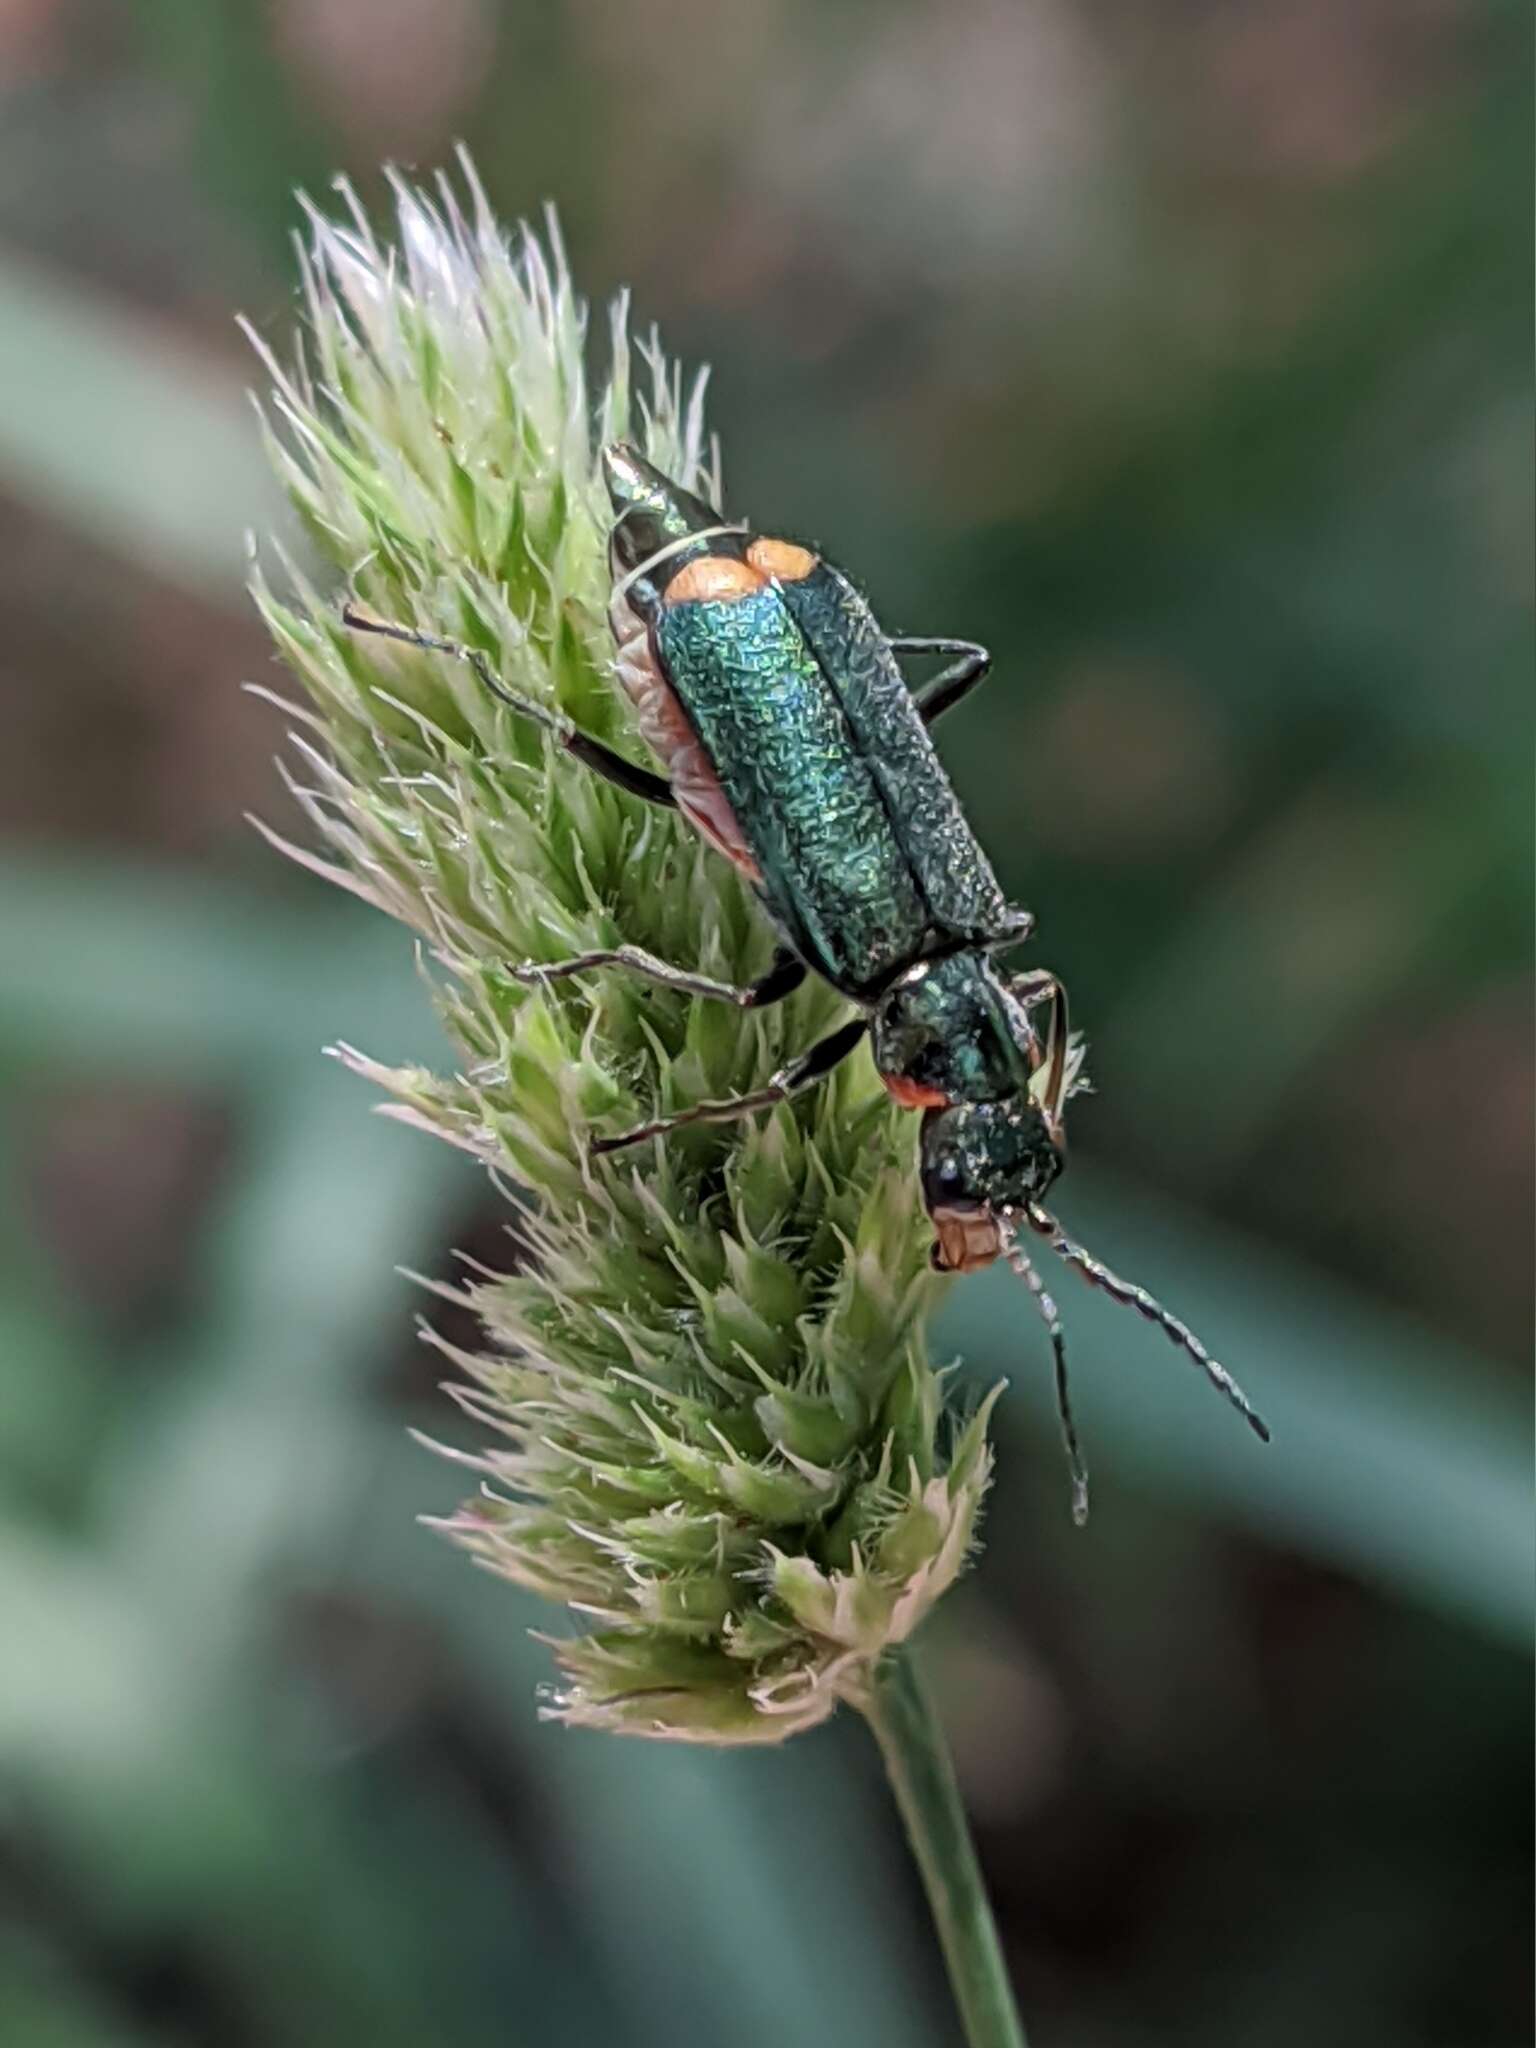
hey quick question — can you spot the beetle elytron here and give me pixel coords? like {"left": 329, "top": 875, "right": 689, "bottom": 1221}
{"left": 345, "top": 443, "right": 1267, "bottom": 1520}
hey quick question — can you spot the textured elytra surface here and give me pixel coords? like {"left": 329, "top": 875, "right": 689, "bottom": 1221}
{"left": 657, "top": 588, "right": 929, "bottom": 990}
{"left": 610, "top": 593, "right": 764, "bottom": 879}
{"left": 654, "top": 561, "right": 1014, "bottom": 998}
{"left": 777, "top": 563, "right": 1012, "bottom": 944}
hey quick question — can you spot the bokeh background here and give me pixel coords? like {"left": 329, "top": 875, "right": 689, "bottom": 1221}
{"left": 1, "top": 5, "right": 1531, "bottom": 2045}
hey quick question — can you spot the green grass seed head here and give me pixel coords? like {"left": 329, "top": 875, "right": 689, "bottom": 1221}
{"left": 249, "top": 154, "right": 999, "bottom": 1742}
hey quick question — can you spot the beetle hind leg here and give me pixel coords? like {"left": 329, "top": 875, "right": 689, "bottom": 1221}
{"left": 508, "top": 944, "right": 806, "bottom": 1009}
{"left": 590, "top": 1016, "right": 867, "bottom": 1157}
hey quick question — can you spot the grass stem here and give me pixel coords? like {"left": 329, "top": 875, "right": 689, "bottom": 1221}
{"left": 864, "top": 1647, "right": 1028, "bottom": 2048}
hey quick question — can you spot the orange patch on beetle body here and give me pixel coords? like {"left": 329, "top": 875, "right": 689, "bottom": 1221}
{"left": 746, "top": 536, "right": 818, "bottom": 583}
{"left": 881, "top": 1073, "right": 951, "bottom": 1111}
{"left": 665, "top": 554, "right": 765, "bottom": 605}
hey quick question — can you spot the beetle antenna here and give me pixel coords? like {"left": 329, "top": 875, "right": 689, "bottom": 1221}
{"left": 1026, "top": 1206, "right": 1270, "bottom": 1443}
{"left": 1003, "top": 1227, "right": 1090, "bottom": 1525}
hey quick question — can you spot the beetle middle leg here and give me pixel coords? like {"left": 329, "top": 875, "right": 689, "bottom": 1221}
{"left": 890, "top": 637, "right": 992, "bottom": 725}
{"left": 590, "top": 1016, "right": 868, "bottom": 1157}
{"left": 508, "top": 944, "right": 806, "bottom": 1009}
{"left": 342, "top": 604, "right": 676, "bottom": 808}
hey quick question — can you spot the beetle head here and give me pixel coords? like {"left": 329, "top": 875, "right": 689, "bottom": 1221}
{"left": 919, "top": 1099, "right": 1064, "bottom": 1273}
{"left": 603, "top": 442, "right": 724, "bottom": 590}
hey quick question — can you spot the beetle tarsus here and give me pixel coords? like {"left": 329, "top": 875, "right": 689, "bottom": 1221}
{"left": 590, "top": 1016, "right": 867, "bottom": 1156}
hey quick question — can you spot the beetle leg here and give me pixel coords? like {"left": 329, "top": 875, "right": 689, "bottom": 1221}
{"left": 342, "top": 604, "right": 677, "bottom": 809}
{"left": 508, "top": 944, "right": 806, "bottom": 1009}
{"left": 1034, "top": 977, "right": 1071, "bottom": 1134}
{"left": 979, "top": 907, "right": 1037, "bottom": 954}
{"left": 1006, "top": 970, "right": 1070, "bottom": 1129}
{"left": 738, "top": 948, "right": 812, "bottom": 1007}
{"left": 590, "top": 1016, "right": 867, "bottom": 1156}
{"left": 890, "top": 638, "right": 992, "bottom": 725}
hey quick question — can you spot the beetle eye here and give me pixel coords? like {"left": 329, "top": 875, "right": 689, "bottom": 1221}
{"left": 934, "top": 1157, "right": 964, "bottom": 1195}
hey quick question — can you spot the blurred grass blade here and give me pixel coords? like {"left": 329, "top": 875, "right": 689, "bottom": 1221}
{"left": 0, "top": 246, "right": 278, "bottom": 597}
{"left": 0, "top": 853, "right": 437, "bottom": 1076}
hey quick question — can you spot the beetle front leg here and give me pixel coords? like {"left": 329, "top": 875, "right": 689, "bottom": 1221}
{"left": 342, "top": 604, "right": 677, "bottom": 808}
{"left": 590, "top": 1016, "right": 867, "bottom": 1157}
{"left": 508, "top": 944, "right": 806, "bottom": 1009}
{"left": 889, "top": 637, "right": 992, "bottom": 725}
{"left": 1009, "top": 969, "right": 1070, "bottom": 1132}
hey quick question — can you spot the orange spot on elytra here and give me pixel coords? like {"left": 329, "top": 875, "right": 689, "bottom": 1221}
{"left": 882, "top": 1073, "right": 950, "bottom": 1111}
{"left": 666, "top": 554, "right": 765, "bottom": 604}
{"left": 746, "top": 536, "right": 818, "bottom": 583}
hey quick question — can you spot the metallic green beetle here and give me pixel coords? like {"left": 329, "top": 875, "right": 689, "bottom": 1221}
{"left": 346, "top": 444, "right": 1267, "bottom": 1520}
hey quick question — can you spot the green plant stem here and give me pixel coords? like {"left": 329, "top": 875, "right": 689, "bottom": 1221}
{"left": 863, "top": 1647, "right": 1029, "bottom": 2048}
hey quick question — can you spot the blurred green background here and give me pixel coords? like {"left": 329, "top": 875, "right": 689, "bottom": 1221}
{"left": 1, "top": 5, "right": 1530, "bottom": 2045}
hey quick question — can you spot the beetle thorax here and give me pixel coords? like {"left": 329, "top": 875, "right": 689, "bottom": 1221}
{"left": 870, "top": 953, "right": 1031, "bottom": 1108}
